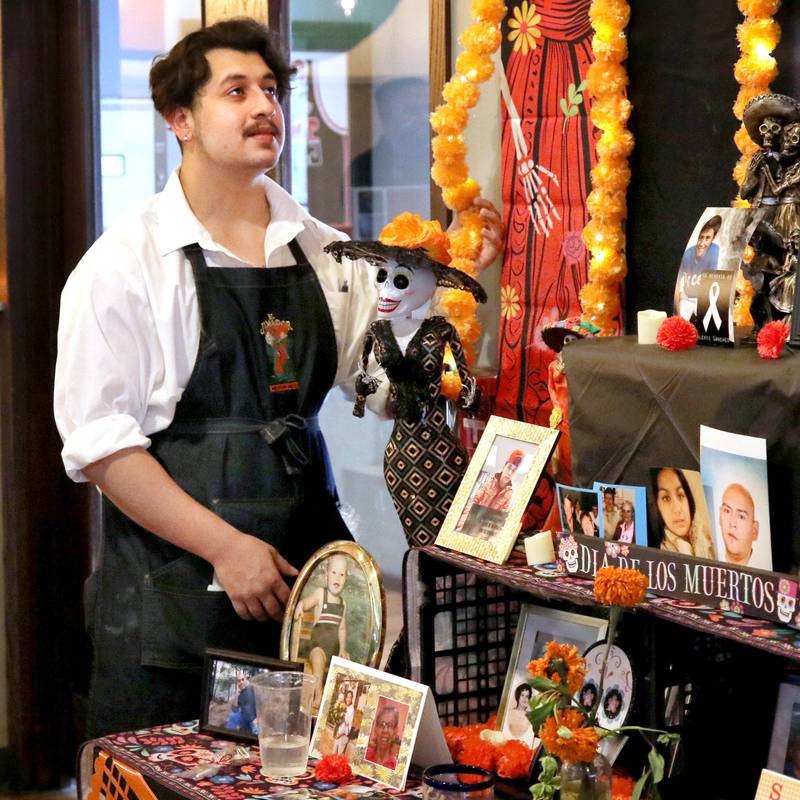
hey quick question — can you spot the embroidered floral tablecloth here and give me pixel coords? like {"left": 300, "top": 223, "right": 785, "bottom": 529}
{"left": 83, "top": 722, "right": 422, "bottom": 800}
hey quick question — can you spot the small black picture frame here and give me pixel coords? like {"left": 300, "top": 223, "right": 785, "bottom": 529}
{"left": 199, "top": 647, "right": 303, "bottom": 743}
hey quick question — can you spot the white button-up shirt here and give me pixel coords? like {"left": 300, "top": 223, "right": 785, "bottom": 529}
{"left": 54, "top": 170, "right": 378, "bottom": 482}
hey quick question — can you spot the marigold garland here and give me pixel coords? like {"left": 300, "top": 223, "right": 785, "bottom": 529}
{"left": 732, "top": 1, "right": 781, "bottom": 325}
{"left": 594, "top": 566, "right": 648, "bottom": 607}
{"left": 539, "top": 709, "right": 599, "bottom": 764}
{"left": 430, "top": 0, "right": 507, "bottom": 397}
{"left": 579, "top": 0, "right": 633, "bottom": 334}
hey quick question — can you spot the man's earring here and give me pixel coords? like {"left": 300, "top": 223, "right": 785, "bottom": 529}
{"left": 183, "top": 134, "right": 190, "bottom": 142}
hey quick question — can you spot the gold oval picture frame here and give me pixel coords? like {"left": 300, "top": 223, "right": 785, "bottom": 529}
{"left": 280, "top": 540, "right": 386, "bottom": 712}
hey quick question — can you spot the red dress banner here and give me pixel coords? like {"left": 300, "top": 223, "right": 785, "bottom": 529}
{"left": 497, "top": 0, "right": 596, "bottom": 425}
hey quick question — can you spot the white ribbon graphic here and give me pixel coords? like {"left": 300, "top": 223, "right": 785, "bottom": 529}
{"left": 703, "top": 281, "right": 722, "bottom": 331}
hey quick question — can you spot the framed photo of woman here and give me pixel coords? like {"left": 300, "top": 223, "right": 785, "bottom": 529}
{"left": 495, "top": 604, "right": 607, "bottom": 751}
{"left": 280, "top": 541, "right": 385, "bottom": 714}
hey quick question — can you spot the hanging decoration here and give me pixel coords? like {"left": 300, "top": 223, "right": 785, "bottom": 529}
{"left": 731, "top": 0, "right": 781, "bottom": 326}
{"left": 578, "top": 0, "right": 633, "bottom": 335}
{"left": 732, "top": 0, "right": 781, "bottom": 197}
{"left": 430, "top": 0, "right": 507, "bottom": 370}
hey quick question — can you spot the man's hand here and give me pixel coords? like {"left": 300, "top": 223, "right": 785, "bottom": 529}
{"left": 211, "top": 533, "right": 298, "bottom": 622}
{"left": 452, "top": 197, "right": 505, "bottom": 274}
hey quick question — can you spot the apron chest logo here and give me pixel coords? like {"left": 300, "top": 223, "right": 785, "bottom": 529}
{"left": 260, "top": 313, "right": 300, "bottom": 393}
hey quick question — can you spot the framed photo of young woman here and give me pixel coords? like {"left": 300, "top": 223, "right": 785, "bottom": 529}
{"left": 494, "top": 604, "right": 607, "bottom": 752}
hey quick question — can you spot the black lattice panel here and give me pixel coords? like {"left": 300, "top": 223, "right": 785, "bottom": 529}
{"left": 419, "top": 559, "right": 521, "bottom": 726}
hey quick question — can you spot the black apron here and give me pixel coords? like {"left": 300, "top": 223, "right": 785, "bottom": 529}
{"left": 86, "top": 238, "right": 351, "bottom": 736}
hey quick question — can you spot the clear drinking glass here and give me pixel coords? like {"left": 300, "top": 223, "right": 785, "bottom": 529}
{"left": 252, "top": 671, "right": 316, "bottom": 778}
{"left": 422, "top": 765, "right": 495, "bottom": 800}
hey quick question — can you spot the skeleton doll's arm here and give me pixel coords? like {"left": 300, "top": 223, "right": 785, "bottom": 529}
{"left": 353, "top": 327, "right": 379, "bottom": 417}
{"left": 446, "top": 323, "right": 479, "bottom": 411}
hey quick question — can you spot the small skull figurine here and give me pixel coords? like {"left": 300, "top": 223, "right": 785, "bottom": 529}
{"left": 558, "top": 535, "right": 580, "bottom": 573}
{"left": 759, "top": 115, "right": 782, "bottom": 149}
{"left": 777, "top": 577, "right": 798, "bottom": 624}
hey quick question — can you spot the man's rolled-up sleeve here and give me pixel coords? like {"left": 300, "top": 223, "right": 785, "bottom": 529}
{"left": 55, "top": 241, "right": 161, "bottom": 482}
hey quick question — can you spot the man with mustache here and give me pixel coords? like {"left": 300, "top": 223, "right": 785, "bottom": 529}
{"left": 54, "top": 19, "right": 502, "bottom": 736}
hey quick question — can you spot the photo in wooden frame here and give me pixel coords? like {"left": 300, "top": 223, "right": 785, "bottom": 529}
{"left": 199, "top": 647, "right": 302, "bottom": 743}
{"left": 436, "top": 415, "right": 559, "bottom": 564}
{"left": 280, "top": 541, "right": 385, "bottom": 714}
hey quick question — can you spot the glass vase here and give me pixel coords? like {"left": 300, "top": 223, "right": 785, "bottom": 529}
{"left": 559, "top": 752, "right": 612, "bottom": 800}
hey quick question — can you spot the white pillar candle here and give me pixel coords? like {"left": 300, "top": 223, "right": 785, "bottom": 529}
{"left": 637, "top": 309, "right": 667, "bottom": 344}
{"left": 525, "top": 531, "right": 555, "bottom": 565}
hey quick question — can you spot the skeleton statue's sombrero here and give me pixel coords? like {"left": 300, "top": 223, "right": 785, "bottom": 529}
{"left": 743, "top": 93, "right": 800, "bottom": 146}
{"left": 324, "top": 212, "right": 487, "bottom": 304}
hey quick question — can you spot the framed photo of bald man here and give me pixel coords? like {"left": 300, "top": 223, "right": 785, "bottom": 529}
{"left": 436, "top": 415, "right": 559, "bottom": 565}
{"left": 700, "top": 425, "right": 772, "bottom": 571}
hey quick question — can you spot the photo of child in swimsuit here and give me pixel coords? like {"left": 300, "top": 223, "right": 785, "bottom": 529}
{"left": 294, "top": 554, "right": 351, "bottom": 706}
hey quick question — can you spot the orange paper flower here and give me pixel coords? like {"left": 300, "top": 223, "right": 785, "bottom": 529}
{"left": 472, "top": 0, "right": 507, "bottom": 24}
{"left": 442, "top": 79, "right": 481, "bottom": 109}
{"left": 430, "top": 104, "right": 468, "bottom": 136}
{"left": 379, "top": 212, "right": 451, "bottom": 265}
{"left": 528, "top": 640, "right": 587, "bottom": 694}
{"left": 456, "top": 50, "right": 496, "bottom": 84}
{"left": 495, "top": 739, "right": 535, "bottom": 779}
{"left": 315, "top": 754, "right": 353, "bottom": 784}
{"left": 594, "top": 566, "right": 648, "bottom": 607}
{"left": 443, "top": 179, "right": 482, "bottom": 212}
{"left": 539, "top": 709, "right": 599, "bottom": 764}
{"left": 460, "top": 22, "right": 503, "bottom": 55}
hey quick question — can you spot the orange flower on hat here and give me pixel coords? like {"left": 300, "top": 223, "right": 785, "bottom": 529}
{"left": 528, "top": 640, "right": 586, "bottom": 694}
{"left": 594, "top": 566, "right": 648, "bottom": 607}
{"left": 539, "top": 709, "right": 599, "bottom": 764}
{"left": 379, "top": 212, "right": 451, "bottom": 265}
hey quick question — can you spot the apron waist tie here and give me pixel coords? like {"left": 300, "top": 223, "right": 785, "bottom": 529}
{"left": 166, "top": 415, "right": 319, "bottom": 476}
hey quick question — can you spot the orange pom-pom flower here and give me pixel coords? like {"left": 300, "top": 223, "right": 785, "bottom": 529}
{"left": 379, "top": 212, "right": 452, "bottom": 265}
{"left": 315, "top": 754, "right": 353, "bottom": 784}
{"left": 594, "top": 566, "right": 648, "bottom": 607}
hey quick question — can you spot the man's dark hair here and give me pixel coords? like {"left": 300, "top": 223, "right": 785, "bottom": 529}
{"left": 150, "top": 17, "right": 295, "bottom": 115}
{"left": 699, "top": 214, "right": 722, "bottom": 237}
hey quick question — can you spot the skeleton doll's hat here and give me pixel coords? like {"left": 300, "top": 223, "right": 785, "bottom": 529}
{"left": 743, "top": 93, "right": 800, "bottom": 146}
{"left": 324, "top": 212, "right": 488, "bottom": 303}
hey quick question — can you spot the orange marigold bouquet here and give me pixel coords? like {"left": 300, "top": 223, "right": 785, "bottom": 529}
{"left": 528, "top": 567, "right": 678, "bottom": 800}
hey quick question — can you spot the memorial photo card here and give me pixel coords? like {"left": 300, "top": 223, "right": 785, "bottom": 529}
{"left": 593, "top": 482, "right": 648, "bottom": 546}
{"left": 700, "top": 425, "right": 772, "bottom": 571}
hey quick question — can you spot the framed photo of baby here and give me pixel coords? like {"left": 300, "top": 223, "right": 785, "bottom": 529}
{"left": 280, "top": 541, "right": 385, "bottom": 713}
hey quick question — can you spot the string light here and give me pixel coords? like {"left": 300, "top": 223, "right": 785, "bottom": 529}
{"left": 579, "top": 0, "right": 633, "bottom": 334}
{"left": 430, "top": 0, "right": 506, "bottom": 398}
{"left": 731, "top": 0, "right": 782, "bottom": 325}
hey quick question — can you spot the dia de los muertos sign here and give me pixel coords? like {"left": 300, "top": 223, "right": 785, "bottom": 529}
{"left": 555, "top": 533, "right": 800, "bottom": 631}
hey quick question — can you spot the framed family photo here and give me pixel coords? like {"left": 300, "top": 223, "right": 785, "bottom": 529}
{"left": 280, "top": 541, "right": 385, "bottom": 714}
{"left": 495, "top": 604, "right": 607, "bottom": 751}
{"left": 199, "top": 648, "right": 302, "bottom": 743}
{"left": 436, "top": 415, "right": 559, "bottom": 565}
{"left": 310, "top": 657, "right": 449, "bottom": 791}
{"left": 556, "top": 484, "right": 602, "bottom": 537}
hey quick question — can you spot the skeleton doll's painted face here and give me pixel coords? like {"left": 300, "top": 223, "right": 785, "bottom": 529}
{"left": 375, "top": 258, "right": 437, "bottom": 319}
